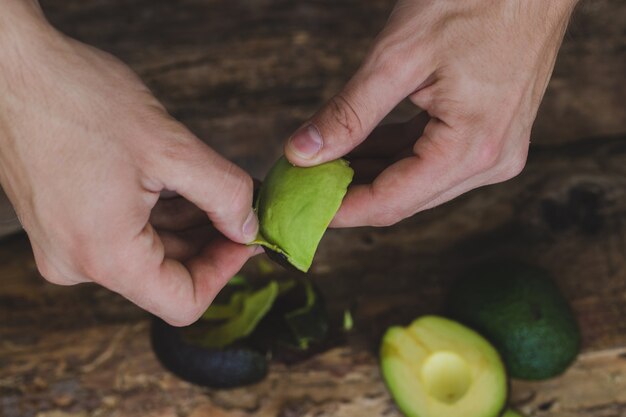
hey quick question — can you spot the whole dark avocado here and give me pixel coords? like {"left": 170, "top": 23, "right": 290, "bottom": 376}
{"left": 447, "top": 261, "right": 581, "bottom": 380}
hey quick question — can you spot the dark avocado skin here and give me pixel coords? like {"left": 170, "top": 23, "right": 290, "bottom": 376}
{"left": 447, "top": 261, "right": 581, "bottom": 380}
{"left": 263, "top": 247, "right": 302, "bottom": 273}
{"left": 150, "top": 317, "right": 268, "bottom": 389}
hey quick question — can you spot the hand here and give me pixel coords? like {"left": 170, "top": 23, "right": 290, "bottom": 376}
{"left": 285, "top": 0, "right": 578, "bottom": 227}
{"left": 0, "top": 2, "right": 259, "bottom": 326}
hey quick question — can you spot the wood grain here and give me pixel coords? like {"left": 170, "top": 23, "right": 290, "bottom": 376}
{"left": 1, "top": 0, "right": 625, "bottom": 416}
{"left": 2, "top": 134, "right": 626, "bottom": 416}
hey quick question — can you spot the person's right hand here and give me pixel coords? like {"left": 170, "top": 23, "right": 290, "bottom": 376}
{"left": 284, "top": 0, "right": 578, "bottom": 228}
{"left": 0, "top": 1, "right": 259, "bottom": 326}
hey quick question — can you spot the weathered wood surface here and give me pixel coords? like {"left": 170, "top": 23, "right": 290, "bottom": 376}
{"left": 1, "top": 0, "right": 625, "bottom": 416}
{"left": 4, "top": 323, "right": 626, "bottom": 417}
{"left": 2, "top": 135, "right": 626, "bottom": 417}
{"left": 39, "top": 0, "right": 626, "bottom": 177}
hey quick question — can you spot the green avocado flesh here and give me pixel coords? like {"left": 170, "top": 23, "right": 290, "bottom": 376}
{"left": 380, "top": 316, "right": 507, "bottom": 417}
{"left": 447, "top": 261, "right": 581, "bottom": 380}
{"left": 253, "top": 156, "right": 353, "bottom": 272}
{"left": 192, "top": 281, "right": 279, "bottom": 348}
{"left": 159, "top": 276, "right": 329, "bottom": 389}
{"left": 502, "top": 410, "right": 524, "bottom": 417}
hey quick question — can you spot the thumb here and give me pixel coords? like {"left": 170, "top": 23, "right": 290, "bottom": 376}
{"left": 284, "top": 64, "right": 407, "bottom": 167}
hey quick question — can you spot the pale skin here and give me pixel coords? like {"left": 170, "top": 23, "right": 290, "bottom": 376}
{"left": 1, "top": 0, "right": 578, "bottom": 324}
{"left": 285, "top": 0, "right": 579, "bottom": 227}
{"left": 0, "top": 1, "right": 261, "bottom": 326}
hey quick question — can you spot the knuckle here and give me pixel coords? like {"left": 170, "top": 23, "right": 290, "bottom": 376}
{"left": 35, "top": 258, "right": 60, "bottom": 284}
{"left": 34, "top": 255, "right": 71, "bottom": 286}
{"left": 366, "top": 47, "right": 398, "bottom": 80}
{"left": 326, "top": 93, "right": 363, "bottom": 140}
{"left": 159, "top": 133, "right": 198, "bottom": 166}
{"left": 494, "top": 152, "right": 528, "bottom": 182}
{"left": 169, "top": 304, "right": 206, "bottom": 327}
{"left": 226, "top": 167, "right": 254, "bottom": 209}
{"left": 367, "top": 192, "right": 410, "bottom": 227}
{"left": 474, "top": 139, "right": 503, "bottom": 173}
{"left": 212, "top": 165, "right": 253, "bottom": 227}
{"left": 78, "top": 253, "right": 109, "bottom": 284}
{"left": 76, "top": 243, "right": 126, "bottom": 285}
{"left": 366, "top": 33, "right": 411, "bottom": 78}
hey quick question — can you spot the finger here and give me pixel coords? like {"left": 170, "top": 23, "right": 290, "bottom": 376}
{"left": 284, "top": 49, "right": 432, "bottom": 166}
{"left": 149, "top": 125, "right": 258, "bottom": 245}
{"left": 109, "top": 223, "right": 258, "bottom": 326}
{"left": 150, "top": 196, "right": 209, "bottom": 232}
{"left": 416, "top": 131, "right": 530, "bottom": 212}
{"left": 331, "top": 118, "right": 480, "bottom": 227}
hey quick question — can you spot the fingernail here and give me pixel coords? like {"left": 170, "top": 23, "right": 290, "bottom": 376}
{"left": 288, "top": 124, "right": 323, "bottom": 159}
{"left": 243, "top": 210, "right": 259, "bottom": 242}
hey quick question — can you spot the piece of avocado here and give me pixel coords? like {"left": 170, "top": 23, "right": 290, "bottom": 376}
{"left": 380, "top": 316, "right": 508, "bottom": 417}
{"left": 502, "top": 410, "right": 524, "bottom": 417}
{"left": 252, "top": 156, "right": 353, "bottom": 272}
{"left": 150, "top": 276, "right": 330, "bottom": 388}
{"left": 250, "top": 277, "right": 329, "bottom": 353}
{"left": 447, "top": 261, "right": 581, "bottom": 380}
{"left": 150, "top": 317, "right": 268, "bottom": 389}
{"left": 191, "top": 281, "right": 279, "bottom": 348}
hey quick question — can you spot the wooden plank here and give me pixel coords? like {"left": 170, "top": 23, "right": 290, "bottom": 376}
{"left": 1, "top": 0, "right": 625, "bottom": 414}
{"left": 36, "top": 0, "right": 625, "bottom": 178}
{"left": 3, "top": 321, "right": 626, "bottom": 417}
{"left": 1, "top": 134, "right": 625, "bottom": 416}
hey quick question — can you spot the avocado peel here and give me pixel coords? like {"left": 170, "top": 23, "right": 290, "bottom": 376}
{"left": 150, "top": 317, "right": 268, "bottom": 389}
{"left": 252, "top": 156, "right": 353, "bottom": 272}
{"left": 151, "top": 276, "right": 330, "bottom": 389}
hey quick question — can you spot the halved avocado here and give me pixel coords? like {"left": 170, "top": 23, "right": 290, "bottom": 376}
{"left": 150, "top": 276, "right": 330, "bottom": 388}
{"left": 150, "top": 317, "right": 267, "bottom": 389}
{"left": 252, "top": 156, "right": 353, "bottom": 272}
{"left": 380, "top": 316, "right": 507, "bottom": 417}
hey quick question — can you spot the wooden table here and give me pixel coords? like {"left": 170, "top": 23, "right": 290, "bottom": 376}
{"left": 1, "top": 1, "right": 625, "bottom": 416}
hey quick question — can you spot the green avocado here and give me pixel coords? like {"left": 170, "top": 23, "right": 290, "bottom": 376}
{"left": 502, "top": 410, "right": 524, "bottom": 417}
{"left": 192, "top": 281, "right": 279, "bottom": 348}
{"left": 253, "top": 156, "right": 353, "bottom": 272}
{"left": 150, "top": 317, "right": 268, "bottom": 389}
{"left": 447, "top": 261, "right": 581, "bottom": 380}
{"left": 151, "top": 276, "right": 330, "bottom": 389}
{"left": 380, "top": 316, "right": 508, "bottom": 417}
